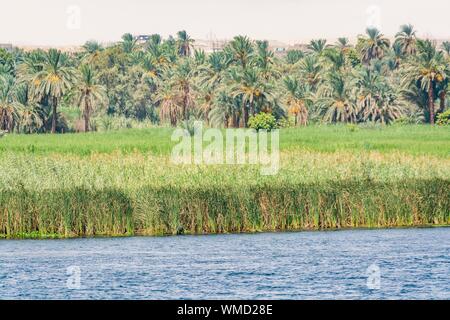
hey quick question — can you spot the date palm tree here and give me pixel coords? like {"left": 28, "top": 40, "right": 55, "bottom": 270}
{"left": 121, "top": 33, "right": 138, "bottom": 54}
{"left": 209, "top": 90, "right": 241, "bottom": 128}
{"left": 197, "top": 52, "right": 232, "bottom": 124}
{"left": 170, "top": 59, "right": 196, "bottom": 121}
{"left": 317, "top": 72, "right": 358, "bottom": 123}
{"left": 395, "top": 24, "right": 417, "bottom": 56}
{"left": 154, "top": 81, "right": 181, "bottom": 127}
{"left": 176, "top": 30, "right": 194, "bottom": 57}
{"left": 81, "top": 41, "right": 104, "bottom": 64}
{"left": 0, "top": 74, "right": 20, "bottom": 132}
{"left": 335, "top": 38, "right": 351, "bottom": 52}
{"left": 229, "top": 67, "right": 273, "bottom": 127}
{"left": 387, "top": 42, "right": 404, "bottom": 70}
{"left": 403, "top": 40, "right": 449, "bottom": 124}
{"left": 308, "top": 39, "right": 327, "bottom": 55}
{"left": 227, "top": 36, "right": 254, "bottom": 69}
{"left": 299, "top": 55, "right": 322, "bottom": 91}
{"left": 285, "top": 50, "right": 304, "bottom": 65}
{"left": 283, "top": 76, "right": 311, "bottom": 126}
{"left": 31, "top": 49, "right": 77, "bottom": 133}
{"left": 255, "top": 40, "right": 276, "bottom": 79}
{"left": 74, "top": 64, "right": 107, "bottom": 132}
{"left": 359, "top": 28, "right": 390, "bottom": 64}
{"left": 323, "top": 48, "right": 346, "bottom": 71}
{"left": 14, "top": 83, "right": 44, "bottom": 133}
{"left": 441, "top": 41, "right": 450, "bottom": 56}
{"left": 355, "top": 67, "right": 404, "bottom": 124}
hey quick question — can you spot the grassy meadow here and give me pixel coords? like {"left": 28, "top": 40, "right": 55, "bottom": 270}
{"left": 0, "top": 125, "right": 449, "bottom": 238}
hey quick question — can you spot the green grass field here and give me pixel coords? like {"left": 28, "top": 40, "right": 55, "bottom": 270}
{"left": 0, "top": 125, "right": 449, "bottom": 238}
{"left": 1, "top": 125, "right": 449, "bottom": 157}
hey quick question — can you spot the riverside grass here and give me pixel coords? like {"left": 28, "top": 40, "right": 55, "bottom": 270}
{"left": 0, "top": 125, "right": 449, "bottom": 238}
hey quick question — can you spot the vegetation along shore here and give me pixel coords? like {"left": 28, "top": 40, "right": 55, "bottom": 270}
{"left": 0, "top": 25, "right": 449, "bottom": 238}
{"left": 0, "top": 126, "right": 449, "bottom": 238}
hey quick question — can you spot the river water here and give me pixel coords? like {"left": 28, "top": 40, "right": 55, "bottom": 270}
{"left": 0, "top": 228, "right": 449, "bottom": 299}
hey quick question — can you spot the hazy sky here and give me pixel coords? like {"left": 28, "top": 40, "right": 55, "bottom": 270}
{"left": 2, "top": 0, "right": 450, "bottom": 46}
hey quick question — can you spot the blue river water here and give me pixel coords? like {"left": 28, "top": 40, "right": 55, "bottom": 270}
{"left": 0, "top": 227, "right": 449, "bottom": 300}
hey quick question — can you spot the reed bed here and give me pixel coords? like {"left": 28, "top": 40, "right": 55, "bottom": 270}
{"left": 0, "top": 148, "right": 449, "bottom": 238}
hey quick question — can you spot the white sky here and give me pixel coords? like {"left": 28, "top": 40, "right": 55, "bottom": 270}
{"left": 1, "top": 0, "right": 450, "bottom": 46}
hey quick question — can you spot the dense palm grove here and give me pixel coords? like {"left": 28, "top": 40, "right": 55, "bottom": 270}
{"left": 0, "top": 25, "right": 449, "bottom": 133}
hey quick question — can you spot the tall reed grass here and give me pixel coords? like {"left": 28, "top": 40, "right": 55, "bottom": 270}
{"left": 0, "top": 149, "right": 448, "bottom": 238}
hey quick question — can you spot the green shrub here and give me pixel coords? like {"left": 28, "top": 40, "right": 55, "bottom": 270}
{"left": 248, "top": 112, "right": 277, "bottom": 131}
{"left": 277, "top": 117, "right": 295, "bottom": 128}
{"left": 437, "top": 110, "right": 450, "bottom": 126}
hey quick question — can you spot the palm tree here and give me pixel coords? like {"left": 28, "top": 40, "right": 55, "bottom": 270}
{"left": 323, "top": 48, "right": 346, "bottom": 71}
{"left": 0, "top": 74, "right": 20, "bottom": 132}
{"left": 387, "top": 42, "right": 404, "bottom": 70}
{"left": 176, "top": 30, "right": 194, "bottom": 57}
{"left": 317, "top": 72, "right": 358, "bottom": 123}
{"left": 121, "top": 33, "right": 138, "bottom": 54}
{"left": 359, "top": 28, "right": 390, "bottom": 64}
{"left": 154, "top": 81, "right": 181, "bottom": 127}
{"left": 31, "top": 49, "right": 77, "bottom": 133}
{"left": 199, "top": 51, "right": 232, "bottom": 88}
{"left": 81, "top": 41, "right": 104, "bottom": 64}
{"left": 229, "top": 67, "right": 273, "bottom": 127}
{"left": 441, "top": 41, "right": 450, "bottom": 56}
{"left": 15, "top": 84, "right": 44, "bottom": 133}
{"left": 197, "top": 52, "right": 232, "bottom": 124}
{"left": 209, "top": 90, "right": 241, "bottom": 128}
{"left": 335, "top": 38, "right": 351, "bottom": 51}
{"left": 74, "top": 64, "right": 107, "bottom": 132}
{"left": 308, "top": 39, "right": 327, "bottom": 55}
{"left": 170, "top": 59, "right": 196, "bottom": 121}
{"left": 403, "top": 40, "right": 449, "bottom": 124}
{"left": 285, "top": 50, "right": 304, "bottom": 65}
{"left": 299, "top": 55, "right": 322, "bottom": 91}
{"left": 283, "top": 76, "right": 311, "bottom": 126}
{"left": 355, "top": 67, "right": 404, "bottom": 124}
{"left": 227, "top": 36, "right": 254, "bottom": 69}
{"left": 395, "top": 24, "right": 417, "bottom": 56}
{"left": 254, "top": 40, "right": 276, "bottom": 79}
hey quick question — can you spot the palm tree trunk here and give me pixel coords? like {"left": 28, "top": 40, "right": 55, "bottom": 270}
{"left": 232, "top": 113, "right": 238, "bottom": 128}
{"left": 51, "top": 97, "right": 58, "bottom": 133}
{"left": 182, "top": 86, "right": 189, "bottom": 121}
{"left": 429, "top": 83, "right": 435, "bottom": 125}
{"left": 84, "top": 98, "right": 90, "bottom": 132}
{"left": 242, "top": 104, "right": 249, "bottom": 128}
{"left": 439, "top": 91, "right": 446, "bottom": 114}
{"left": 249, "top": 100, "right": 255, "bottom": 117}
{"left": 0, "top": 110, "right": 5, "bottom": 131}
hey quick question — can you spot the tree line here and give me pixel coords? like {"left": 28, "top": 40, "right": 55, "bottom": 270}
{"left": 0, "top": 25, "right": 449, "bottom": 134}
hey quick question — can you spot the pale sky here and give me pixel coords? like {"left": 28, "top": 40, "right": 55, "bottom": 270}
{"left": 2, "top": 0, "right": 450, "bottom": 46}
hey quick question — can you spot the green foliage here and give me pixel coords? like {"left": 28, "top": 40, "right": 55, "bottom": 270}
{"left": 437, "top": 109, "right": 450, "bottom": 125}
{"left": 248, "top": 112, "right": 277, "bottom": 131}
{"left": 2, "top": 24, "right": 450, "bottom": 133}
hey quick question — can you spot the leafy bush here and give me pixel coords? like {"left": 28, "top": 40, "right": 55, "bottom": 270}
{"left": 277, "top": 117, "right": 295, "bottom": 128}
{"left": 437, "top": 110, "right": 450, "bottom": 126}
{"left": 248, "top": 112, "right": 277, "bottom": 131}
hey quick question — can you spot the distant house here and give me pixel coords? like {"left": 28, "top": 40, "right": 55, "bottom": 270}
{"left": 0, "top": 43, "right": 13, "bottom": 52}
{"left": 135, "top": 35, "right": 150, "bottom": 44}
